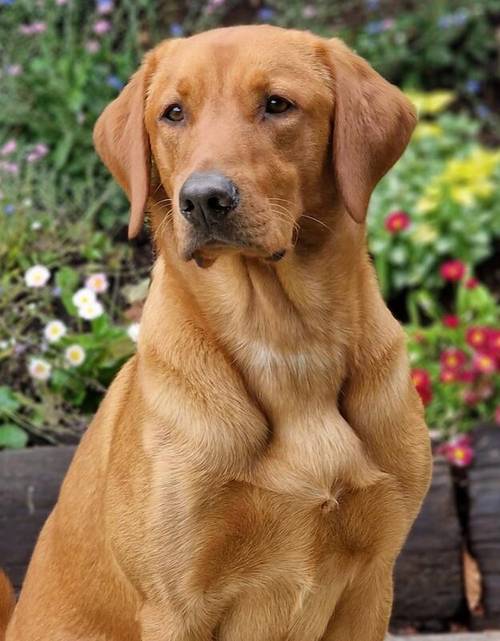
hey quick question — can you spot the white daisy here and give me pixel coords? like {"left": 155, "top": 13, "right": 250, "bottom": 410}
{"left": 78, "top": 299, "right": 104, "bottom": 320}
{"left": 28, "top": 357, "right": 52, "bottom": 381}
{"left": 43, "top": 320, "right": 67, "bottom": 343}
{"left": 85, "top": 272, "right": 109, "bottom": 294}
{"left": 72, "top": 287, "right": 97, "bottom": 308}
{"left": 127, "top": 322, "right": 140, "bottom": 343}
{"left": 64, "top": 344, "right": 86, "bottom": 367}
{"left": 24, "top": 265, "right": 50, "bottom": 288}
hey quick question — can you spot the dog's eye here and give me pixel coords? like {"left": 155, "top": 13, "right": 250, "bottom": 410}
{"left": 162, "top": 104, "right": 184, "bottom": 122}
{"left": 265, "top": 95, "right": 293, "bottom": 115}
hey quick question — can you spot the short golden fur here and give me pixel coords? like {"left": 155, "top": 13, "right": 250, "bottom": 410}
{"left": 2, "top": 25, "right": 431, "bottom": 641}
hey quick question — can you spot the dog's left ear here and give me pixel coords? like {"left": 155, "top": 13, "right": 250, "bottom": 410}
{"left": 323, "top": 39, "right": 416, "bottom": 223}
{"left": 93, "top": 51, "right": 157, "bottom": 239}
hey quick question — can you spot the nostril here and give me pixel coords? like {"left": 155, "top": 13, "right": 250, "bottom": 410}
{"left": 207, "top": 196, "right": 230, "bottom": 213}
{"left": 182, "top": 199, "right": 195, "bottom": 214}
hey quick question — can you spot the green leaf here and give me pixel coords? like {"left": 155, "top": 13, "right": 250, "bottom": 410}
{"left": 0, "top": 424, "right": 28, "bottom": 449}
{"left": 0, "top": 386, "right": 21, "bottom": 415}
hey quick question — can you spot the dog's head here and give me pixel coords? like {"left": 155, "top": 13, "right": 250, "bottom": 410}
{"left": 94, "top": 26, "right": 416, "bottom": 266}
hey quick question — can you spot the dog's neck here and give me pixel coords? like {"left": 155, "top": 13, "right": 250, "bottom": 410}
{"left": 140, "top": 207, "right": 370, "bottom": 416}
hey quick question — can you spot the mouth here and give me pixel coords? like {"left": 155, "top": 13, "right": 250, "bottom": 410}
{"left": 185, "top": 236, "right": 287, "bottom": 269}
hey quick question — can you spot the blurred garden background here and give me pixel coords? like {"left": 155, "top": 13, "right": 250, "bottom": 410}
{"left": 0, "top": 0, "right": 499, "bottom": 462}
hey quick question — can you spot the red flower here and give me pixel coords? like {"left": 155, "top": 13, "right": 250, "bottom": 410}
{"left": 442, "top": 315, "right": 459, "bottom": 328}
{"left": 465, "top": 277, "right": 479, "bottom": 289}
{"left": 440, "top": 348, "right": 466, "bottom": 371}
{"left": 487, "top": 329, "right": 500, "bottom": 356}
{"left": 438, "top": 435, "right": 474, "bottom": 468}
{"left": 384, "top": 210, "right": 411, "bottom": 233}
{"left": 440, "top": 260, "right": 466, "bottom": 282}
{"left": 473, "top": 352, "right": 496, "bottom": 374}
{"left": 466, "top": 326, "right": 488, "bottom": 349}
{"left": 440, "top": 369, "right": 459, "bottom": 383}
{"left": 411, "top": 368, "right": 432, "bottom": 405}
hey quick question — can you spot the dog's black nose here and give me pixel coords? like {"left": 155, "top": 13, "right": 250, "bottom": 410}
{"left": 179, "top": 172, "right": 239, "bottom": 229}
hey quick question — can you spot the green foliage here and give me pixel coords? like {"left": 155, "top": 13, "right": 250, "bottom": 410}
{"left": 0, "top": 1, "right": 498, "bottom": 447}
{"left": 369, "top": 96, "right": 500, "bottom": 316}
{"left": 408, "top": 281, "right": 499, "bottom": 440}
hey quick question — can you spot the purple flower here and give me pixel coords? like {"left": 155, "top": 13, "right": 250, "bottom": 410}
{"left": 6, "top": 64, "right": 23, "bottom": 76}
{"left": 0, "top": 0, "right": 15, "bottom": 5}
{"left": 106, "top": 75, "right": 124, "bottom": 90}
{"left": 365, "top": 20, "right": 384, "bottom": 34}
{"left": 97, "top": 0, "right": 113, "bottom": 14}
{"left": 170, "top": 22, "right": 184, "bottom": 37}
{"left": 93, "top": 19, "right": 111, "bottom": 35}
{"left": 365, "top": 0, "right": 380, "bottom": 9}
{"left": 257, "top": 7, "right": 275, "bottom": 21}
{"left": 465, "top": 79, "right": 480, "bottom": 94}
{"left": 475, "top": 104, "right": 491, "bottom": 120}
{"left": 4, "top": 204, "right": 15, "bottom": 215}
{"left": 438, "top": 9, "right": 469, "bottom": 28}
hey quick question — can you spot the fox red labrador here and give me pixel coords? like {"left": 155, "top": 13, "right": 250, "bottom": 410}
{"left": 2, "top": 25, "right": 431, "bottom": 641}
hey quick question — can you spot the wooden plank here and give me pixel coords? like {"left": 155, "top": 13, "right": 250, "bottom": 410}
{"left": 0, "top": 446, "right": 466, "bottom": 632}
{"left": 469, "top": 425, "right": 500, "bottom": 630}
{"left": 0, "top": 446, "right": 75, "bottom": 590}
{"left": 392, "top": 458, "right": 464, "bottom": 631}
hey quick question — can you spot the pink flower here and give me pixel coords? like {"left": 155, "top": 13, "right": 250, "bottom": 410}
{"left": 442, "top": 315, "right": 459, "bottom": 328}
{"left": 473, "top": 352, "right": 496, "bottom": 375}
{"left": 384, "top": 210, "right": 411, "bottom": 233}
{"left": 466, "top": 326, "right": 488, "bottom": 350}
{"left": 440, "top": 348, "right": 466, "bottom": 371}
{"left": 93, "top": 19, "right": 111, "bottom": 35}
{"left": 302, "top": 4, "right": 317, "bottom": 18}
{"left": 0, "top": 161, "right": 19, "bottom": 174}
{"left": 465, "top": 277, "right": 479, "bottom": 289}
{"left": 26, "top": 143, "right": 49, "bottom": 163}
{"left": 85, "top": 40, "right": 101, "bottom": 53}
{"left": 19, "top": 22, "right": 47, "bottom": 35}
{"left": 462, "top": 389, "right": 479, "bottom": 406}
{"left": 495, "top": 406, "right": 500, "bottom": 425}
{"left": 0, "top": 139, "right": 17, "bottom": 156}
{"left": 440, "top": 259, "right": 466, "bottom": 282}
{"left": 439, "top": 436, "right": 474, "bottom": 468}
{"left": 411, "top": 368, "right": 432, "bottom": 405}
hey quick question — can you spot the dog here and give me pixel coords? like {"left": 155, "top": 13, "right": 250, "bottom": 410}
{"left": 2, "top": 25, "right": 431, "bottom": 641}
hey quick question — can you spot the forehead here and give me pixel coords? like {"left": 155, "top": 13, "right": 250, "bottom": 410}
{"left": 149, "top": 27, "right": 331, "bottom": 105}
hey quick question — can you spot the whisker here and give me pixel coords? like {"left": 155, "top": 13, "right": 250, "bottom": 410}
{"left": 300, "top": 214, "right": 332, "bottom": 234}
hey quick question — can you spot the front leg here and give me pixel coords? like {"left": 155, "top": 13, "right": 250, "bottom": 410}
{"left": 342, "top": 318, "right": 432, "bottom": 523}
{"left": 321, "top": 565, "right": 393, "bottom": 641}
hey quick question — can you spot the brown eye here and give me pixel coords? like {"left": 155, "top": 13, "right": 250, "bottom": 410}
{"left": 265, "top": 95, "right": 293, "bottom": 115}
{"left": 162, "top": 104, "right": 184, "bottom": 122}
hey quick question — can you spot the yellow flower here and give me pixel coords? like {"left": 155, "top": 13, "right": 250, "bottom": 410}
{"left": 406, "top": 90, "right": 455, "bottom": 115}
{"left": 411, "top": 223, "right": 438, "bottom": 244}
{"left": 417, "top": 147, "right": 500, "bottom": 211}
{"left": 412, "top": 123, "right": 443, "bottom": 140}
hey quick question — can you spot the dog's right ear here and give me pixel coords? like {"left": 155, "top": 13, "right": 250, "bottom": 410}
{"left": 93, "top": 51, "right": 157, "bottom": 239}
